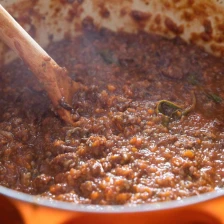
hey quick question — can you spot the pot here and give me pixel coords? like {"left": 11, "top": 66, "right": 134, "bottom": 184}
{"left": 0, "top": 0, "right": 223, "bottom": 223}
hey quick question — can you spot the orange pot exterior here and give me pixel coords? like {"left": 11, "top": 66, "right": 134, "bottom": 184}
{"left": 7, "top": 196, "right": 224, "bottom": 224}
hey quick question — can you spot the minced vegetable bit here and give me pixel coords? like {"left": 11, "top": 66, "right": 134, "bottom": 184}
{"left": 0, "top": 24, "right": 223, "bottom": 205}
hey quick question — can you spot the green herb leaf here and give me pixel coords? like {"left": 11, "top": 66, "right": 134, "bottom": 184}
{"left": 156, "top": 100, "right": 182, "bottom": 117}
{"left": 156, "top": 92, "right": 196, "bottom": 127}
{"left": 99, "top": 50, "right": 118, "bottom": 65}
{"left": 161, "top": 115, "right": 170, "bottom": 128}
{"left": 207, "top": 93, "right": 222, "bottom": 103}
{"left": 187, "top": 73, "right": 199, "bottom": 86}
{"left": 182, "top": 92, "right": 196, "bottom": 115}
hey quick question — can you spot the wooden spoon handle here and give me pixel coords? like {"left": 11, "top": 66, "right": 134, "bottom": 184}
{"left": 0, "top": 5, "right": 51, "bottom": 66}
{"left": 0, "top": 4, "right": 78, "bottom": 125}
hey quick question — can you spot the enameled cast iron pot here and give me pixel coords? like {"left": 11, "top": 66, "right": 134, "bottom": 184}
{"left": 0, "top": 0, "right": 223, "bottom": 223}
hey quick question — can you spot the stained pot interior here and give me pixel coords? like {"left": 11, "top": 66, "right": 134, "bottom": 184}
{"left": 2, "top": 0, "right": 224, "bottom": 66}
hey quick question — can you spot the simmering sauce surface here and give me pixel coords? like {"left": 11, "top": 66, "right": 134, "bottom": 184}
{"left": 0, "top": 27, "right": 223, "bottom": 205}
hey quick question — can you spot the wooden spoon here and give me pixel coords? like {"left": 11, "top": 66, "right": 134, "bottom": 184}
{"left": 0, "top": 4, "right": 83, "bottom": 125}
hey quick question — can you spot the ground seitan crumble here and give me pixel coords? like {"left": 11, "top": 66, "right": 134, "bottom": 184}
{"left": 0, "top": 26, "right": 223, "bottom": 205}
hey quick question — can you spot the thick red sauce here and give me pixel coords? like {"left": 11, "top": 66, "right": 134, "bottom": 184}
{"left": 0, "top": 27, "right": 223, "bottom": 205}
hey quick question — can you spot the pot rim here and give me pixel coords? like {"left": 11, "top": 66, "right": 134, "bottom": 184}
{"left": 0, "top": 186, "right": 223, "bottom": 213}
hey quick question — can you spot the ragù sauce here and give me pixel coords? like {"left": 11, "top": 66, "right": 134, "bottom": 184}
{"left": 0, "top": 26, "right": 223, "bottom": 205}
